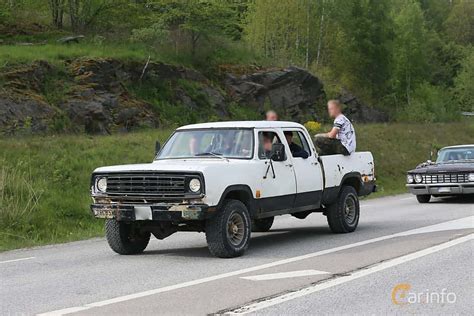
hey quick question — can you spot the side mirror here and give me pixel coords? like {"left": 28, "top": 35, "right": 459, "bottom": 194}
{"left": 271, "top": 143, "right": 285, "bottom": 162}
{"left": 155, "top": 141, "right": 161, "bottom": 155}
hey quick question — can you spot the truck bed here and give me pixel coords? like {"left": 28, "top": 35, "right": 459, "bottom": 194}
{"left": 320, "top": 152, "right": 375, "bottom": 189}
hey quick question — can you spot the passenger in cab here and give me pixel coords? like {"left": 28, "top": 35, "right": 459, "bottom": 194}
{"left": 284, "top": 131, "right": 309, "bottom": 159}
{"left": 315, "top": 100, "right": 356, "bottom": 156}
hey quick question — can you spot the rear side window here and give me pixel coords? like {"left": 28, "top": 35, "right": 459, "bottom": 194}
{"left": 284, "top": 130, "right": 312, "bottom": 157}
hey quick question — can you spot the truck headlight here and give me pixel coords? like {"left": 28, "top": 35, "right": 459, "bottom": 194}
{"left": 96, "top": 177, "right": 107, "bottom": 192}
{"left": 189, "top": 178, "right": 201, "bottom": 193}
{"left": 469, "top": 173, "right": 474, "bottom": 182}
{"left": 415, "top": 174, "right": 423, "bottom": 184}
{"left": 407, "top": 174, "right": 414, "bottom": 183}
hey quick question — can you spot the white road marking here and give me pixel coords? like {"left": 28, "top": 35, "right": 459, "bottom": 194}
{"left": 0, "top": 257, "right": 35, "bottom": 264}
{"left": 241, "top": 270, "right": 329, "bottom": 281}
{"left": 38, "top": 216, "right": 474, "bottom": 316}
{"left": 400, "top": 197, "right": 414, "bottom": 201}
{"left": 228, "top": 234, "right": 474, "bottom": 314}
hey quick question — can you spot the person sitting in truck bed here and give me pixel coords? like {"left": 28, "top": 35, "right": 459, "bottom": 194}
{"left": 284, "top": 131, "right": 309, "bottom": 159}
{"left": 315, "top": 99, "right": 356, "bottom": 156}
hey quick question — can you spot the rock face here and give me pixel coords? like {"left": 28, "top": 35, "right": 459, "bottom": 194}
{"left": 0, "top": 59, "right": 388, "bottom": 135}
{"left": 338, "top": 89, "right": 389, "bottom": 123}
{"left": 224, "top": 67, "right": 326, "bottom": 121}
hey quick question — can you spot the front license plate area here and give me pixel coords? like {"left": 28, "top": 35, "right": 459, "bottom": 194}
{"left": 438, "top": 187, "right": 451, "bottom": 193}
{"left": 94, "top": 208, "right": 115, "bottom": 219}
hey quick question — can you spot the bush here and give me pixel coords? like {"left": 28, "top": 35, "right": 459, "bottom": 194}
{"left": 304, "top": 121, "right": 322, "bottom": 136}
{"left": 396, "top": 83, "right": 459, "bottom": 122}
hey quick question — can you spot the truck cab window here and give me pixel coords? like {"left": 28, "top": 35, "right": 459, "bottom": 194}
{"left": 258, "top": 131, "right": 284, "bottom": 160}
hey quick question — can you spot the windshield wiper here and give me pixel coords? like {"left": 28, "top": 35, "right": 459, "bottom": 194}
{"left": 195, "top": 152, "right": 225, "bottom": 159}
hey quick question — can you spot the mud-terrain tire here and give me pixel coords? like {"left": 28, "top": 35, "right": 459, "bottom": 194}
{"left": 105, "top": 219, "right": 150, "bottom": 255}
{"left": 252, "top": 217, "right": 274, "bottom": 232}
{"left": 416, "top": 194, "right": 431, "bottom": 203}
{"left": 205, "top": 199, "right": 251, "bottom": 258}
{"left": 326, "top": 186, "right": 360, "bottom": 233}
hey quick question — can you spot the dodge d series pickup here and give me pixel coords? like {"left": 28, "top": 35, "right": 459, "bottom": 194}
{"left": 91, "top": 121, "right": 376, "bottom": 258}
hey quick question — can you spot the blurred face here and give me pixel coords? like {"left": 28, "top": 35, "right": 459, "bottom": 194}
{"left": 266, "top": 111, "right": 278, "bottom": 121}
{"left": 285, "top": 133, "right": 293, "bottom": 144}
{"left": 327, "top": 102, "right": 341, "bottom": 119}
{"left": 263, "top": 137, "right": 273, "bottom": 151}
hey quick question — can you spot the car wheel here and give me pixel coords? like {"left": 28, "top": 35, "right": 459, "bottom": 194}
{"left": 252, "top": 217, "right": 274, "bottom": 232}
{"left": 105, "top": 219, "right": 150, "bottom": 255}
{"left": 326, "top": 186, "right": 360, "bottom": 233}
{"left": 416, "top": 194, "right": 431, "bottom": 203}
{"left": 206, "top": 199, "right": 251, "bottom": 258}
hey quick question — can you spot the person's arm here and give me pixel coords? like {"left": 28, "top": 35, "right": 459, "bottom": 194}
{"left": 325, "top": 127, "right": 338, "bottom": 139}
{"left": 290, "top": 143, "right": 309, "bottom": 159}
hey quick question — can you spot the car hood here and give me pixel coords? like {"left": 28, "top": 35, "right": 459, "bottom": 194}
{"left": 93, "top": 158, "right": 234, "bottom": 174}
{"left": 408, "top": 162, "right": 474, "bottom": 174}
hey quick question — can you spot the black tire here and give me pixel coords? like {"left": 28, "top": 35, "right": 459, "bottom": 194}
{"left": 416, "top": 194, "right": 431, "bottom": 203}
{"left": 326, "top": 186, "right": 360, "bottom": 233}
{"left": 252, "top": 217, "right": 274, "bottom": 232}
{"left": 205, "top": 199, "right": 251, "bottom": 258}
{"left": 105, "top": 219, "right": 150, "bottom": 255}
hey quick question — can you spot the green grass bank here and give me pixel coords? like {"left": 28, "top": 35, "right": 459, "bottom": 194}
{"left": 1, "top": 122, "right": 473, "bottom": 251}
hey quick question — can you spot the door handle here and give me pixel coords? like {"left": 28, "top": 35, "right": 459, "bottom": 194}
{"left": 285, "top": 164, "right": 293, "bottom": 168}
{"left": 311, "top": 162, "right": 318, "bottom": 165}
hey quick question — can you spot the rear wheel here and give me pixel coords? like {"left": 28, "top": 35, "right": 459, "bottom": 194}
{"left": 416, "top": 194, "right": 431, "bottom": 203}
{"left": 252, "top": 217, "right": 274, "bottom": 232}
{"left": 206, "top": 199, "right": 251, "bottom": 258}
{"left": 326, "top": 186, "right": 360, "bottom": 233}
{"left": 105, "top": 219, "right": 150, "bottom": 255}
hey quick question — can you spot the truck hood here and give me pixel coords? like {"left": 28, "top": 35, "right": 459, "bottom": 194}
{"left": 93, "top": 158, "right": 233, "bottom": 174}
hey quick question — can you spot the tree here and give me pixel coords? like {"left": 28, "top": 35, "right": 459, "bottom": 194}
{"left": 132, "top": 0, "right": 239, "bottom": 56}
{"left": 49, "top": 0, "right": 66, "bottom": 29}
{"left": 453, "top": 49, "right": 474, "bottom": 112}
{"left": 444, "top": 0, "right": 474, "bottom": 45}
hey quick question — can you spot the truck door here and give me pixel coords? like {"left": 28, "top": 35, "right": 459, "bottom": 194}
{"left": 283, "top": 129, "right": 324, "bottom": 210}
{"left": 256, "top": 130, "right": 297, "bottom": 215}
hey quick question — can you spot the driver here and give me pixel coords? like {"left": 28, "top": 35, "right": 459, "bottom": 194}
{"left": 284, "top": 131, "right": 309, "bottom": 159}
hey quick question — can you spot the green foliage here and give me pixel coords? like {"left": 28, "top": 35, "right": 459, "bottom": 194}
{"left": 396, "top": 82, "right": 458, "bottom": 123}
{"left": 444, "top": 0, "right": 474, "bottom": 45}
{"left": 453, "top": 48, "right": 474, "bottom": 112}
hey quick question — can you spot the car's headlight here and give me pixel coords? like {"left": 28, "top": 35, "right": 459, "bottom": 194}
{"left": 96, "top": 177, "right": 107, "bottom": 192}
{"left": 469, "top": 173, "right": 474, "bottom": 182}
{"left": 407, "top": 174, "right": 414, "bottom": 183}
{"left": 415, "top": 174, "right": 423, "bottom": 184}
{"left": 189, "top": 178, "right": 201, "bottom": 193}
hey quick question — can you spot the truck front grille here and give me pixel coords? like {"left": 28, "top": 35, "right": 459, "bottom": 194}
{"left": 106, "top": 174, "right": 186, "bottom": 197}
{"left": 422, "top": 173, "right": 469, "bottom": 184}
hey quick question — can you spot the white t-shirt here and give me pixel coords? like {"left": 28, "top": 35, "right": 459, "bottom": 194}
{"left": 334, "top": 114, "right": 356, "bottom": 153}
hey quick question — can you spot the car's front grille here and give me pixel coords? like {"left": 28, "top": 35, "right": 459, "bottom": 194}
{"left": 422, "top": 173, "right": 469, "bottom": 184}
{"left": 106, "top": 174, "right": 186, "bottom": 197}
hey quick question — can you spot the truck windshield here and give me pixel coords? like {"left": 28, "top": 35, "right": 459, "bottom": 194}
{"left": 436, "top": 147, "right": 474, "bottom": 163}
{"left": 157, "top": 129, "right": 254, "bottom": 159}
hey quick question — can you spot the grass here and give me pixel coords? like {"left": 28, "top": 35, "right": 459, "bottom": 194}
{"left": 0, "top": 43, "right": 157, "bottom": 67}
{"left": 1, "top": 122, "right": 472, "bottom": 251}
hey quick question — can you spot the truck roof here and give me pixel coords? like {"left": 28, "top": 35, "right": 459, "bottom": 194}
{"left": 178, "top": 121, "right": 305, "bottom": 130}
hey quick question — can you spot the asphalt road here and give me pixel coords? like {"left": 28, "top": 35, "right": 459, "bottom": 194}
{"left": 1, "top": 194, "right": 473, "bottom": 315}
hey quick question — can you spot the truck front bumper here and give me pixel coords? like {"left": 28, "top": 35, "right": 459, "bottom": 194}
{"left": 91, "top": 203, "right": 212, "bottom": 221}
{"left": 406, "top": 183, "right": 474, "bottom": 195}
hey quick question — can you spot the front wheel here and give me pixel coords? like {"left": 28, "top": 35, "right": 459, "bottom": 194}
{"left": 326, "top": 186, "right": 360, "bottom": 233}
{"left": 105, "top": 219, "right": 150, "bottom": 255}
{"left": 416, "top": 194, "right": 431, "bottom": 203}
{"left": 206, "top": 199, "right": 251, "bottom": 258}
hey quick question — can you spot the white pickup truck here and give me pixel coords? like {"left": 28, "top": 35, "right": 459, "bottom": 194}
{"left": 91, "top": 121, "right": 376, "bottom": 258}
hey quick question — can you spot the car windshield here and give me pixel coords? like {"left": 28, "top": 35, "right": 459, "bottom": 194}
{"left": 436, "top": 147, "right": 474, "bottom": 163}
{"left": 156, "top": 129, "right": 254, "bottom": 159}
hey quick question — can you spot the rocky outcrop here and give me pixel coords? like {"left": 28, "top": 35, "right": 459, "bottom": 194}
{"left": 224, "top": 67, "right": 326, "bottom": 121}
{"left": 0, "top": 59, "right": 388, "bottom": 135}
{"left": 338, "top": 89, "right": 389, "bottom": 123}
